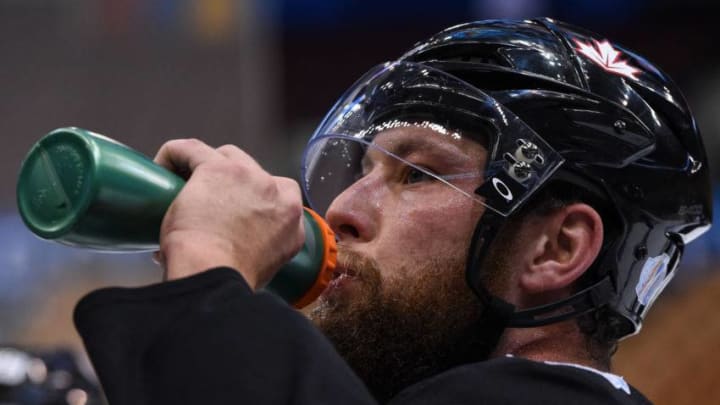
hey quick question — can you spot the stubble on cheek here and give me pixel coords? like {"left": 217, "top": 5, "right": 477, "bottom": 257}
{"left": 396, "top": 193, "right": 484, "bottom": 258}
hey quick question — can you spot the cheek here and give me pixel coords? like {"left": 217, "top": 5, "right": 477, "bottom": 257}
{"left": 375, "top": 192, "right": 483, "bottom": 282}
{"left": 401, "top": 191, "right": 480, "bottom": 244}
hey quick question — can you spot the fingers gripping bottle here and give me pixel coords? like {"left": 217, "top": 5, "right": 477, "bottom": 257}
{"left": 16, "top": 127, "right": 336, "bottom": 308}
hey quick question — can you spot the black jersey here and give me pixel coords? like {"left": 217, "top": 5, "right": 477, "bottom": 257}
{"left": 74, "top": 268, "right": 652, "bottom": 405}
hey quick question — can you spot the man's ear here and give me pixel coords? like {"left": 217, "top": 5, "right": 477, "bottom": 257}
{"left": 519, "top": 203, "right": 604, "bottom": 295}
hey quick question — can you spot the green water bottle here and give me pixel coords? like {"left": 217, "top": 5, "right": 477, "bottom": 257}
{"left": 16, "top": 127, "right": 335, "bottom": 308}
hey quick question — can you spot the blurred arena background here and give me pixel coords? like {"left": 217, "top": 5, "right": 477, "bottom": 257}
{"left": 0, "top": 1, "right": 718, "bottom": 404}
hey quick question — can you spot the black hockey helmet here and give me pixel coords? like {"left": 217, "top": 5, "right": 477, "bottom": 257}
{"left": 302, "top": 18, "right": 712, "bottom": 339}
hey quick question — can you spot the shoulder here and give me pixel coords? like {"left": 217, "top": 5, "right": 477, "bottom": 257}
{"left": 389, "top": 356, "right": 652, "bottom": 405}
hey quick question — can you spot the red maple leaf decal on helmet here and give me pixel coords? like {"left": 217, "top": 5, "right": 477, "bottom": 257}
{"left": 573, "top": 38, "right": 641, "bottom": 80}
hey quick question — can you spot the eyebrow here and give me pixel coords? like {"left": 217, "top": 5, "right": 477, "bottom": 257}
{"left": 390, "top": 135, "right": 472, "bottom": 162}
{"left": 389, "top": 139, "right": 432, "bottom": 158}
{"left": 362, "top": 136, "right": 478, "bottom": 171}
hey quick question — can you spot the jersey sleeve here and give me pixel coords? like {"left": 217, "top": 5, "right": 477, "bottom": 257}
{"left": 73, "top": 267, "right": 377, "bottom": 405}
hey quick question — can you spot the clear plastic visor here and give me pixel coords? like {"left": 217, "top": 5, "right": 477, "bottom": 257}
{"left": 302, "top": 61, "right": 564, "bottom": 217}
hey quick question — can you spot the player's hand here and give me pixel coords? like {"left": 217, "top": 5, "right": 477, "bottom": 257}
{"left": 152, "top": 139, "right": 305, "bottom": 290}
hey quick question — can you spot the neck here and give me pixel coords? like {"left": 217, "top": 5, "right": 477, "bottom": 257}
{"left": 490, "top": 319, "right": 610, "bottom": 371}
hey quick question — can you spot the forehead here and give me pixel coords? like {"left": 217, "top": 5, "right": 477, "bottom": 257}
{"left": 367, "top": 124, "right": 487, "bottom": 168}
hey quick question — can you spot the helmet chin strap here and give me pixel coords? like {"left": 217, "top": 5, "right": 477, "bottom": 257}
{"left": 465, "top": 210, "right": 616, "bottom": 334}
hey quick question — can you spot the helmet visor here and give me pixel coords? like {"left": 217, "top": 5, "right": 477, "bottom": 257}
{"left": 302, "top": 61, "right": 564, "bottom": 217}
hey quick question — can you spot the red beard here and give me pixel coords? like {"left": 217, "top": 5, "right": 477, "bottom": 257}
{"left": 310, "top": 249, "right": 492, "bottom": 402}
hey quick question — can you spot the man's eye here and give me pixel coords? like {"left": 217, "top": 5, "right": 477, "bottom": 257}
{"left": 404, "top": 167, "right": 436, "bottom": 184}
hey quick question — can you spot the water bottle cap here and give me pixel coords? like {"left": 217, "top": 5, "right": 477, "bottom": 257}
{"left": 292, "top": 208, "right": 337, "bottom": 308}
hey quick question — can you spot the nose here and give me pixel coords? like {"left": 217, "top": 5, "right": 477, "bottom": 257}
{"left": 325, "top": 179, "right": 378, "bottom": 243}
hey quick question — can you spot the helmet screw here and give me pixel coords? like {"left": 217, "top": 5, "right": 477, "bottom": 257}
{"left": 511, "top": 161, "right": 532, "bottom": 181}
{"left": 688, "top": 155, "right": 702, "bottom": 174}
{"left": 634, "top": 245, "right": 648, "bottom": 260}
{"left": 520, "top": 141, "right": 539, "bottom": 160}
{"left": 613, "top": 120, "right": 626, "bottom": 133}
